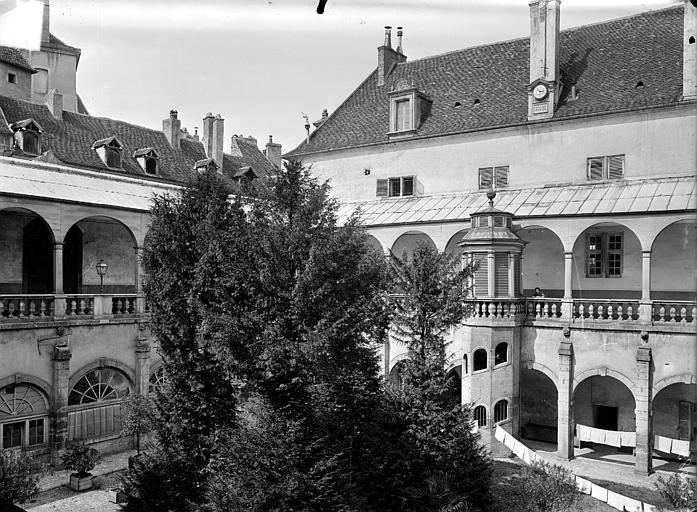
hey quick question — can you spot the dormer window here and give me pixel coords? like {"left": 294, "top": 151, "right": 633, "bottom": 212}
{"left": 387, "top": 79, "right": 430, "bottom": 137}
{"left": 10, "top": 119, "right": 43, "bottom": 155}
{"left": 133, "top": 147, "right": 159, "bottom": 175}
{"left": 395, "top": 98, "right": 412, "bottom": 131}
{"left": 92, "top": 136, "right": 124, "bottom": 169}
{"left": 194, "top": 158, "right": 219, "bottom": 173}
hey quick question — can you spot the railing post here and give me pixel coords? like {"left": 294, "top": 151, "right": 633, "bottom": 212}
{"left": 561, "top": 252, "right": 573, "bottom": 319}
{"left": 54, "top": 294, "right": 66, "bottom": 317}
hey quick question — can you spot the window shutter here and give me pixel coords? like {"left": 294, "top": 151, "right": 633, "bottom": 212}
{"left": 473, "top": 253, "right": 488, "bottom": 297}
{"left": 587, "top": 158, "right": 604, "bottom": 180}
{"left": 478, "top": 167, "right": 493, "bottom": 189}
{"left": 376, "top": 179, "right": 388, "bottom": 197}
{"left": 494, "top": 252, "right": 509, "bottom": 297}
{"left": 608, "top": 155, "right": 624, "bottom": 179}
{"left": 402, "top": 177, "right": 414, "bottom": 196}
{"left": 414, "top": 177, "right": 424, "bottom": 196}
{"left": 494, "top": 166, "right": 509, "bottom": 188}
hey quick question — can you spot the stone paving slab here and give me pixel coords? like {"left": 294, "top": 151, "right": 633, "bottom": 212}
{"left": 25, "top": 490, "right": 120, "bottom": 511}
{"left": 39, "top": 450, "right": 135, "bottom": 491}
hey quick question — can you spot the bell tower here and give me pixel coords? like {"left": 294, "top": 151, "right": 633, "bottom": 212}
{"left": 458, "top": 190, "right": 526, "bottom": 455}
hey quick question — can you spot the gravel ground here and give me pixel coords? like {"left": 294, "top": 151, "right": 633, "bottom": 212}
{"left": 24, "top": 471, "right": 125, "bottom": 511}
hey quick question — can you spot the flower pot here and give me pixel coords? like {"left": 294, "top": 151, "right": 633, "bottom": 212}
{"left": 69, "top": 472, "right": 93, "bottom": 492}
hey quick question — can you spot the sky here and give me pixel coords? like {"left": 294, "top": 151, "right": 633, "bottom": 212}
{"left": 46, "top": 0, "right": 678, "bottom": 154}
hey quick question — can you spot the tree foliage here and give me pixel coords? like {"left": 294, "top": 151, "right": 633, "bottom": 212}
{"left": 0, "top": 450, "right": 49, "bottom": 505}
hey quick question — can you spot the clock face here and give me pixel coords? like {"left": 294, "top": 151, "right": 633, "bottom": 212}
{"left": 533, "top": 83, "right": 548, "bottom": 100}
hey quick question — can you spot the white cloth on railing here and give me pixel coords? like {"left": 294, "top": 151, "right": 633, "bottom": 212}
{"left": 671, "top": 439, "right": 691, "bottom": 457}
{"left": 620, "top": 431, "right": 636, "bottom": 448}
{"left": 604, "top": 430, "right": 621, "bottom": 448}
{"left": 576, "top": 424, "right": 636, "bottom": 448}
{"left": 577, "top": 424, "right": 592, "bottom": 442}
{"left": 590, "top": 427, "right": 605, "bottom": 444}
{"left": 655, "top": 435, "right": 673, "bottom": 453}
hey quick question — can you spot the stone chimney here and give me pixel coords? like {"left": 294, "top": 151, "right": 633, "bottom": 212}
{"left": 265, "top": 135, "right": 282, "bottom": 169}
{"left": 396, "top": 27, "right": 404, "bottom": 54}
{"left": 162, "top": 110, "right": 181, "bottom": 149}
{"left": 42, "top": 0, "right": 50, "bottom": 44}
{"left": 209, "top": 114, "right": 224, "bottom": 168}
{"left": 377, "top": 26, "right": 407, "bottom": 87}
{"left": 202, "top": 112, "right": 215, "bottom": 160}
{"left": 527, "top": 0, "right": 561, "bottom": 120}
{"left": 684, "top": 0, "right": 696, "bottom": 100}
{"left": 46, "top": 89, "right": 62, "bottom": 120}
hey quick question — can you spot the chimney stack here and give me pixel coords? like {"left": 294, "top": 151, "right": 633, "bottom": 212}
{"left": 377, "top": 26, "right": 407, "bottom": 87}
{"left": 162, "top": 109, "right": 181, "bottom": 149}
{"left": 396, "top": 27, "right": 404, "bottom": 54}
{"left": 683, "top": 0, "right": 696, "bottom": 100}
{"left": 527, "top": 0, "right": 561, "bottom": 120}
{"left": 46, "top": 89, "right": 62, "bottom": 120}
{"left": 202, "top": 112, "right": 215, "bottom": 160}
{"left": 265, "top": 135, "right": 282, "bottom": 169}
{"left": 42, "top": 0, "right": 50, "bottom": 44}
{"left": 211, "top": 114, "right": 224, "bottom": 169}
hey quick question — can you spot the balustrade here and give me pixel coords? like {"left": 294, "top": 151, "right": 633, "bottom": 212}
{"left": 466, "top": 299, "right": 526, "bottom": 320}
{"left": 112, "top": 296, "right": 137, "bottom": 315}
{"left": 525, "top": 298, "right": 563, "bottom": 319}
{"left": 0, "top": 295, "right": 54, "bottom": 320}
{"left": 65, "top": 295, "right": 94, "bottom": 316}
{"left": 572, "top": 299, "right": 640, "bottom": 322}
{"left": 652, "top": 301, "right": 696, "bottom": 324}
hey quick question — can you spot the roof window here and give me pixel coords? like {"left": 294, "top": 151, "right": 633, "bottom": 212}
{"left": 7, "top": 73, "right": 16, "bottom": 84}
{"left": 133, "top": 147, "right": 159, "bottom": 175}
{"left": 92, "top": 136, "right": 124, "bottom": 169}
{"left": 10, "top": 118, "right": 43, "bottom": 155}
{"left": 194, "top": 158, "right": 220, "bottom": 173}
{"left": 387, "top": 79, "right": 431, "bottom": 138}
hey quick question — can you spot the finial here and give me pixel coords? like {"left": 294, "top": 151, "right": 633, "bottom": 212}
{"left": 486, "top": 188, "right": 496, "bottom": 207}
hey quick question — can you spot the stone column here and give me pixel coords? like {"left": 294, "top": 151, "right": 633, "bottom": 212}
{"left": 53, "top": 242, "right": 64, "bottom": 294}
{"left": 487, "top": 250, "right": 495, "bottom": 297}
{"left": 384, "top": 338, "right": 391, "bottom": 380}
{"left": 639, "top": 251, "right": 652, "bottom": 323}
{"left": 135, "top": 332, "right": 151, "bottom": 396}
{"left": 635, "top": 342, "right": 653, "bottom": 474}
{"left": 508, "top": 252, "right": 516, "bottom": 297}
{"left": 557, "top": 338, "right": 574, "bottom": 460}
{"left": 561, "top": 252, "right": 574, "bottom": 319}
{"left": 51, "top": 344, "right": 71, "bottom": 466}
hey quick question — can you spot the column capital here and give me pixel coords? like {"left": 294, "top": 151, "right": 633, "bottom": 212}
{"left": 53, "top": 242, "right": 64, "bottom": 248}
{"left": 52, "top": 343, "right": 72, "bottom": 361}
{"left": 636, "top": 345, "right": 652, "bottom": 363}
{"left": 558, "top": 340, "right": 573, "bottom": 357}
{"left": 641, "top": 250, "right": 652, "bottom": 257}
{"left": 564, "top": 251, "right": 573, "bottom": 258}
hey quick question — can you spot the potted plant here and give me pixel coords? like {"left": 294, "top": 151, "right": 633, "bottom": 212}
{"left": 61, "top": 441, "right": 100, "bottom": 491}
{"left": 120, "top": 393, "right": 154, "bottom": 465}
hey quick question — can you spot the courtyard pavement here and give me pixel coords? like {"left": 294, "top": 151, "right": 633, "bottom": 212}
{"left": 38, "top": 449, "right": 136, "bottom": 491}
{"left": 26, "top": 490, "right": 121, "bottom": 512}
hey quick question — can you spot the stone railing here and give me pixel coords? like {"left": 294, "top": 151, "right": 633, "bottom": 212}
{"left": 466, "top": 299, "right": 527, "bottom": 320}
{"left": 572, "top": 299, "right": 640, "bottom": 322}
{"left": 0, "top": 295, "right": 54, "bottom": 320}
{"left": 0, "top": 294, "right": 148, "bottom": 323}
{"left": 525, "top": 298, "right": 563, "bottom": 319}
{"left": 652, "top": 301, "right": 696, "bottom": 324}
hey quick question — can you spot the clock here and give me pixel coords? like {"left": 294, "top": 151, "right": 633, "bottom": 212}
{"left": 533, "top": 83, "right": 549, "bottom": 100}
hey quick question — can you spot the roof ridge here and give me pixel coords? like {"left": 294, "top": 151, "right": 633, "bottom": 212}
{"left": 65, "top": 109, "right": 168, "bottom": 136}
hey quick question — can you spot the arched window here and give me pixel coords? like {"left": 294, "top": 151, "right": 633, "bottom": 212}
{"left": 495, "top": 343, "right": 508, "bottom": 366}
{"left": 473, "top": 349, "right": 487, "bottom": 371}
{"left": 463, "top": 354, "right": 468, "bottom": 374}
{"left": 0, "top": 384, "right": 49, "bottom": 449}
{"left": 474, "top": 405, "right": 487, "bottom": 427}
{"left": 69, "top": 368, "right": 130, "bottom": 405}
{"left": 148, "top": 366, "right": 165, "bottom": 395}
{"left": 494, "top": 399, "right": 508, "bottom": 423}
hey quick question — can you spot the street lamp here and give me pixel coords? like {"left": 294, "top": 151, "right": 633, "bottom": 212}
{"left": 96, "top": 260, "right": 108, "bottom": 293}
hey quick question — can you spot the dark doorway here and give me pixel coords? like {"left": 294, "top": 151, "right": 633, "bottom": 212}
{"left": 63, "top": 225, "right": 83, "bottom": 294}
{"left": 593, "top": 404, "right": 618, "bottom": 431}
{"left": 22, "top": 218, "right": 53, "bottom": 293}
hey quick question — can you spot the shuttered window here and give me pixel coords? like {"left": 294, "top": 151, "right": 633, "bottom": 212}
{"left": 376, "top": 179, "right": 388, "bottom": 197}
{"left": 478, "top": 166, "right": 509, "bottom": 190}
{"left": 395, "top": 99, "right": 412, "bottom": 131}
{"left": 494, "top": 166, "right": 509, "bottom": 188}
{"left": 377, "top": 176, "right": 419, "bottom": 197}
{"left": 587, "top": 154, "right": 624, "bottom": 180}
{"left": 68, "top": 403, "right": 123, "bottom": 441}
{"left": 479, "top": 168, "right": 493, "bottom": 189}
{"left": 473, "top": 253, "right": 488, "bottom": 297}
{"left": 494, "top": 252, "right": 508, "bottom": 297}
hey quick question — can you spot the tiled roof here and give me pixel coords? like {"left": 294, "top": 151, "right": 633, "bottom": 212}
{"left": 337, "top": 175, "right": 696, "bottom": 226}
{"left": 0, "top": 46, "right": 35, "bottom": 72}
{"left": 44, "top": 33, "right": 81, "bottom": 57}
{"left": 0, "top": 94, "right": 276, "bottom": 183}
{"left": 289, "top": 7, "right": 685, "bottom": 156}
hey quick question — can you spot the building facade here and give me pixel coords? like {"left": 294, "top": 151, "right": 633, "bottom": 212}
{"left": 288, "top": 2, "right": 697, "bottom": 474}
{"left": 0, "top": 2, "right": 281, "bottom": 463}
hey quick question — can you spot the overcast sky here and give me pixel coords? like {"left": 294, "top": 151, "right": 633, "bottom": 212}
{"left": 48, "top": 0, "right": 677, "bottom": 154}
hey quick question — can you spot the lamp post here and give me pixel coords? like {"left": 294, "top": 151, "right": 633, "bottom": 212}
{"left": 96, "top": 260, "right": 108, "bottom": 293}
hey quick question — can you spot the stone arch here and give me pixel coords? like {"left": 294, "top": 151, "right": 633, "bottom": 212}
{"left": 69, "top": 358, "right": 136, "bottom": 391}
{"left": 444, "top": 229, "right": 469, "bottom": 258}
{"left": 521, "top": 361, "right": 558, "bottom": 385}
{"left": 573, "top": 372, "right": 637, "bottom": 434}
{"left": 0, "top": 207, "right": 56, "bottom": 243}
{"left": 517, "top": 225, "right": 565, "bottom": 298}
{"left": 573, "top": 367, "right": 636, "bottom": 395}
{"left": 390, "top": 231, "right": 436, "bottom": 260}
{"left": 364, "top": 234, "right": 383, "bottom": 255}
{"left": 0, "top": 374, "right": 52, "bottom": 398}
{"left": 571, "top": 222, "right": 642, "bottom": 299}
{"left": 389, "top": 352, "right": 409, "bottom": 373}
{"left": 653, "top": 373, "right": 697, "bottom": 398}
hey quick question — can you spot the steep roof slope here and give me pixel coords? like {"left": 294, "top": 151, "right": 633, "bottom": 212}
{"left": 288, "top": 7, "right": 684, "bottom": 156}
{"left": 0, "top": 46, "right": 35, "bottom": 72}
{"left": 0, "top": 95, "right": 276, "bottom": 182}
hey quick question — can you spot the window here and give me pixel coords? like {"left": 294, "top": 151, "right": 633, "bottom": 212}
{"left": 587, "top": 155, "right": 624, "bottom": 180}
{"left": 7, "top": 72, "right": 16, "bottom": 84}
{"left": 134, "top": 147, "right": 160, "bottom": 175}
{"left": 474, "top": 405, "right": 487, "bottom": 427}
{"left": 376, "top": 176, "right": 418, "bottom": 197}
{"left": 145, "top": 157, "right": 157, "bottom": 175}
{"left": 395, "top": 98, "right": 412, "bottom": 132}
{"left": 92, "top": 137, "right": 124, "bottom": 169}
{"left": 473, "top": 349, "right": 487, "bottom": 372}
{"left": 473, "top": 253, "right": 488, "bottom": 297}
{"left": 463, "top": 354, "right": 468, "bottom": 374}
{"left": 2, "top": 421, "right": 23, "bottom": 448}
{"left": 10, "top": 119, "right": 43, "bottom": 155}
{"left": 494, "top": 400, "right": 508, "bottom": 423}
{"left": 478, "top": 166, "right": 509, "bottom": 190}
{"left": 148, "top": 366, "right": 165, "bottom": 395}
{"left": 586, "top": 232, "right": 623, "bottom": 278}
{"left": 494, "top": 343, "right": 508, "bottom": 365}
{"left": 0, "top": 384, "right": 49, "bottom": 449}
{"left": 105, "top": 147, "right": 122, "bottom": 168}
{"left": 69, "top": 368, "right": 130, "bottom": 405}
{"left": 22, "top": 131, "right": 39, "bottom": 154}
{"left": 28, "top": 419, "right": 45, "bottom": 445}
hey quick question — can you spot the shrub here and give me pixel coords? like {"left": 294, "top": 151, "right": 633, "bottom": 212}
{"left": 120, "top": 394, "right": 155, "bottom": 456}
{"left": 61, "top": 441, "right": 100, "bottom": 476}
{"left": 656, "top": 473, "right": 697, "bottom": 511}
{"left": 517, "top": 460, "right": 580, "bottom": 512}
{"left": 0, "top": 449, "right": 49, "bottom": 505}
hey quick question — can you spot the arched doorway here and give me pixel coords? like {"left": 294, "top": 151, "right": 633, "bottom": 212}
{"left": 520, "top": 368, "right": 558, "bottom": 445}
{"left": 653, "top": 383, "right": 696, "bottom": 459}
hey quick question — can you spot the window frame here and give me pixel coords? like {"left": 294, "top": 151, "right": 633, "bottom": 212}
{"left": 474, "top": 405, "right": 487, "bottom": 427}
{"left": 585, "top": 231, "right": 623, "bottom": 278}
{"left": 494, "top": 399, "right": 509, "bottom": 424}
{"left": 494, "top": 342, "right": 508, "bottom": 367}
{"left": 473, "top": 348, "right": 488, "bottom": 372}
{"left": 0, "top": 417, "right": 48, "bottom": 449}
{"left": 394, "top": 98, "right": 412, "bottom": 132}
{"left": 377, "top": 176, "right": 418, "bottom": 198}
{"left": 7, "top": 72, "right": 16, "bottom": 84}
{"left": 586, "top": 154, "right": 625, "bottom": 181}
{"left": 478, "top": 166, "right": 509, "bottom": 190}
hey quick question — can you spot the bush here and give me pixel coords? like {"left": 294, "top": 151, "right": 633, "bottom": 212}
{"left": 517, "top": 460, "right": 581, "bottom": 512}
{"left": 656, "top": 473, "right": 697, "bottom": 511}
{"left": 120, "top": 394, "right": 155, "bottom": 456}
{"left": 61, "top": 441, "right": 100, "bottom": 476}
{"left": 0, "top": 449, "right": 49, "bottom": 505}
